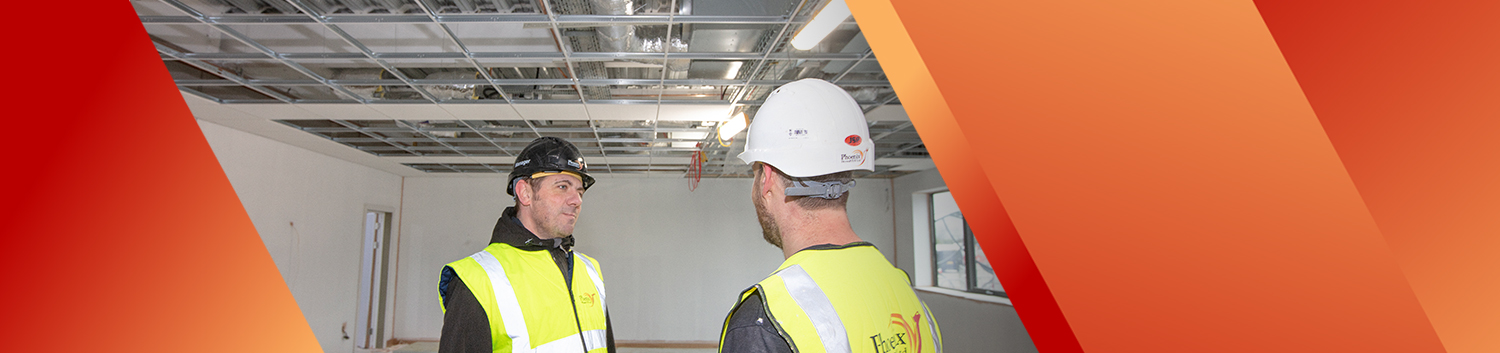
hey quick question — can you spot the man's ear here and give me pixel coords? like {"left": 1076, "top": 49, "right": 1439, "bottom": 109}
{"left": 758, "top": 164, "right": 779, "bottom": 199}
{"left": 514, "top": 178, "right": 534, "bottom": 207}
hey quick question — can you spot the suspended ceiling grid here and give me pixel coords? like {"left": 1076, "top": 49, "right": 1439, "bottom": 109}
{"left": 135, "top": 0, "right": 930, "bottom": 178}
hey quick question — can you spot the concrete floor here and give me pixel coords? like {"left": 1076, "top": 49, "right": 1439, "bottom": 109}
{"left": 387, "top": 342, "right": 436, "bottom": 353}
{"left": 385, "top": 341, "right": 714, "bottom": 353}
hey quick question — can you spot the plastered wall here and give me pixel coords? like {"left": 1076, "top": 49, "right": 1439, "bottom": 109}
{"left": 198, "top": 120, "right": 404, "bottom": 353}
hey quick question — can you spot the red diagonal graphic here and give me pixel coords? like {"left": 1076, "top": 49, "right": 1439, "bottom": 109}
{"left": 1, "top": 2, "right": 323, "bottom": 353}
{"left": 1256, "top": 1, "right": 1500, "bottom": 352}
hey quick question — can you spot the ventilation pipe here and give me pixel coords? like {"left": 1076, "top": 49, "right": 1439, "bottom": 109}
{"left": 335, "top": 68, "right": 389, "bottom": 99}
{"left": 210, "top": 0, "right": 300, "bottom": 14}
{"left": 588, "top": 0, "right": 691, "bottom": 78}
{"left": 335, "top": 68, "right": 489, "bottom": 101}
{"left": 423, "top": 71, "right": 481, "bottom": 100}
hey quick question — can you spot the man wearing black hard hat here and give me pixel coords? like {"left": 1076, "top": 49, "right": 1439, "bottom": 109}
{"left": 437, "top": 137, "right": 614, "bottom": 353}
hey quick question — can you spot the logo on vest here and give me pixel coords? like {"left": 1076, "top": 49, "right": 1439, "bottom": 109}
{"left": 579, "top": 292, "right": 598, "bottom": 307}
{"left": 871, "top": 312, "right": 924, "bottom": 353}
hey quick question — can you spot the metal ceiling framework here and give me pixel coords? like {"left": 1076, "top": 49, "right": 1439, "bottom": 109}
{"left": 135, "top": 0, "right": 928, "bottom": 177}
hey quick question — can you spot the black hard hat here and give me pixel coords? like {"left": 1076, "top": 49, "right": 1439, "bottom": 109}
{"left": 507, "top": 136, "right": 595, "bottom": 196}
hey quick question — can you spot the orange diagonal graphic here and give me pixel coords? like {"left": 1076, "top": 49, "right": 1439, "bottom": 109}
{"left": 852, "top": 0, "right": 1451, "bottom": 352}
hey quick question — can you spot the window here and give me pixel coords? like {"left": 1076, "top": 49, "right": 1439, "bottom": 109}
{"left": 930, "top": 191, "right": 1004, "bottom": 297}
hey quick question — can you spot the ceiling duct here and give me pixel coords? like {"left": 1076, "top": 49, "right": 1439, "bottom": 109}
{"left": 548, "top": 0, "right": 692, "bottom": 99}
{"left": 334, "top": 68, "right": 390, "bottom": 100}
{"left": 299, "top": 0, "right": 536, "bottom": 14}
{"left": 301, "top": 0, "right": 412, "bottom": 14}
{"left": 208, "top": 0, "right": 301, "bottom": 14}
{"left": 589, "top": 0, "right": 691, "bottom": 78}
{"left": 423, "top": 71, "right": 481, "bottom": 100}
{"left": 588, "top": 0, "right": 634, "bottom": 52}
{"left": 849, "top": 87, "right": 878, "bottom": 101}
{"left": 550, "top": 0, "right": 610, "bottom": 99}
{"left": 334, "top": 69, "right": 489, "bottom": 100}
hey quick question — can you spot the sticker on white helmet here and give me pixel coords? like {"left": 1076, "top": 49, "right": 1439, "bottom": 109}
{"left": 787, "top": 128, "right": 810, "bottom": 139}
{"left": 840, "top": 150, "right": 865, "bottom": 164}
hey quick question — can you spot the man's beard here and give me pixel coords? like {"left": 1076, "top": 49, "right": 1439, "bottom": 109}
{"left": 752, "top": 170, "right": 783, "bottom": 248}
{"left": 535, "top": 210, "right": 574, "bottom": 239}
{"left": 530, "top": 192, "right": 577, "bottom": 239}
{"left": 753, "top": 192, "right": 782, "bottom": 249}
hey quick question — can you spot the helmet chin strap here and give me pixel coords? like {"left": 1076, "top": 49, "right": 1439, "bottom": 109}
{"left": 784, "top": 179, "right": 856, "bottom": 199}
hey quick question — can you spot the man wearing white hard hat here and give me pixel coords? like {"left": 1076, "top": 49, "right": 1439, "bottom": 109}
{"left": 717, "top": 78, "right": 943, "bottom": 353}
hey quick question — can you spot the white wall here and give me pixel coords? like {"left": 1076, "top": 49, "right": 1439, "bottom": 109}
{"left": 893, "top": 168, "right": 1039, "bottom": 353}
{"left": 198, "top": 120, "right": 404, "bottom": 353}
{"left": 392, "top": 176, "right": 896, "bottom": 342}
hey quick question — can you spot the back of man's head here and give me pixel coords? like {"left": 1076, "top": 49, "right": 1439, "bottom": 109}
{"left": 760, "top": 164, "right": 854, "bottom": 211}
{"left": 739, "top": 78, "right": 873, "bottom": 204}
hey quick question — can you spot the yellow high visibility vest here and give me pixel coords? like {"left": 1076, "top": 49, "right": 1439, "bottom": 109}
{"left": 443, "top": 243, "right": 609, "bottom": 353}
{"left": 720, "top": 244, "right": 943, "bottom": 353}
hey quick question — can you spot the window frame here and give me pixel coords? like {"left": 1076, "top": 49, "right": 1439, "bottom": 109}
{"left": 927, "top": 190, "right": 1006, "bottom": 298}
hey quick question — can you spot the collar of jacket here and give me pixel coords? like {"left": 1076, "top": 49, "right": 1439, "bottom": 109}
{"left": 491, "top": 206, "right": 576, "bottom": 251}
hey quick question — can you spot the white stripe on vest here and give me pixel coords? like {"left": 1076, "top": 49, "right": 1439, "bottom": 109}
{"left": 577, "top": 252, "right": 608, "bottom": 314}
{"left": 469, "top": 250, "right": 531, "bottom": 353}
{"left": 775, "top": 265, "right": 852, "bottom": 353}
{"left": 533, "top": 329, "right": 609, "bottom": 353}
{"left": 921, "top": 302, "right": 942, "bottom": 353}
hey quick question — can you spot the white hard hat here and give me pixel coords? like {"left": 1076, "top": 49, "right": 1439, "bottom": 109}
{"left": 737, "top": 78, "right": 874, "bottom": 178}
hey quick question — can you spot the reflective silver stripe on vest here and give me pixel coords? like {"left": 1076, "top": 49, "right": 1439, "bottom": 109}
{"left": 922, "top": 302, "right": 942, "bottom": 353}
{"left": 532, "top": 329, "right": 608, "bottom": 353}
{"left": 582, "top": 328, "right": 608, "bottom": 351}
{"left": 470, "top": 251, "right": 532, "bottom": 353}
{"left": 776, "top": 265, "right": 851, "bottom": 353}
{"left": 577, "top": 252, "right": 607, "bottom": 314}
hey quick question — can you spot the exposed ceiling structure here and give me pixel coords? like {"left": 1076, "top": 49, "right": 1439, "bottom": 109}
{"left": 133, "top": 0, "right": 931, "bottom": 178}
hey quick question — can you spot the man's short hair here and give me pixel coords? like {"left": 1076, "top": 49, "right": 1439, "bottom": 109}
{"left": 759, "top": 163, "right": 853, "bottom": 210}
{"left": 510, "top": 176, "right": 548, "bottom": 204}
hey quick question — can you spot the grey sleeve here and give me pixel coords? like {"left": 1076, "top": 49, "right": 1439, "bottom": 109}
{"left": 439, "top": 275, "right": 492, "bottom": 353}
{"left": 720, "top": 292, "right": 794, "bottom": 353}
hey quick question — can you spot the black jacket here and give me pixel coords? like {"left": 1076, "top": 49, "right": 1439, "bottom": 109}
{"left": 720, "top": 291, "right": 793, "bottom": 353}
{"left": 438, "top": 207, "right": 615, "bottom": 353}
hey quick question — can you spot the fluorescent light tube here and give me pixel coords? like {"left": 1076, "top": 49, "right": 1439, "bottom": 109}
{"left": 718, "top": 112, "right": 748, "bottom": 144}
{"left": 790, "top": 0, "right": 852, "bottom": 51}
